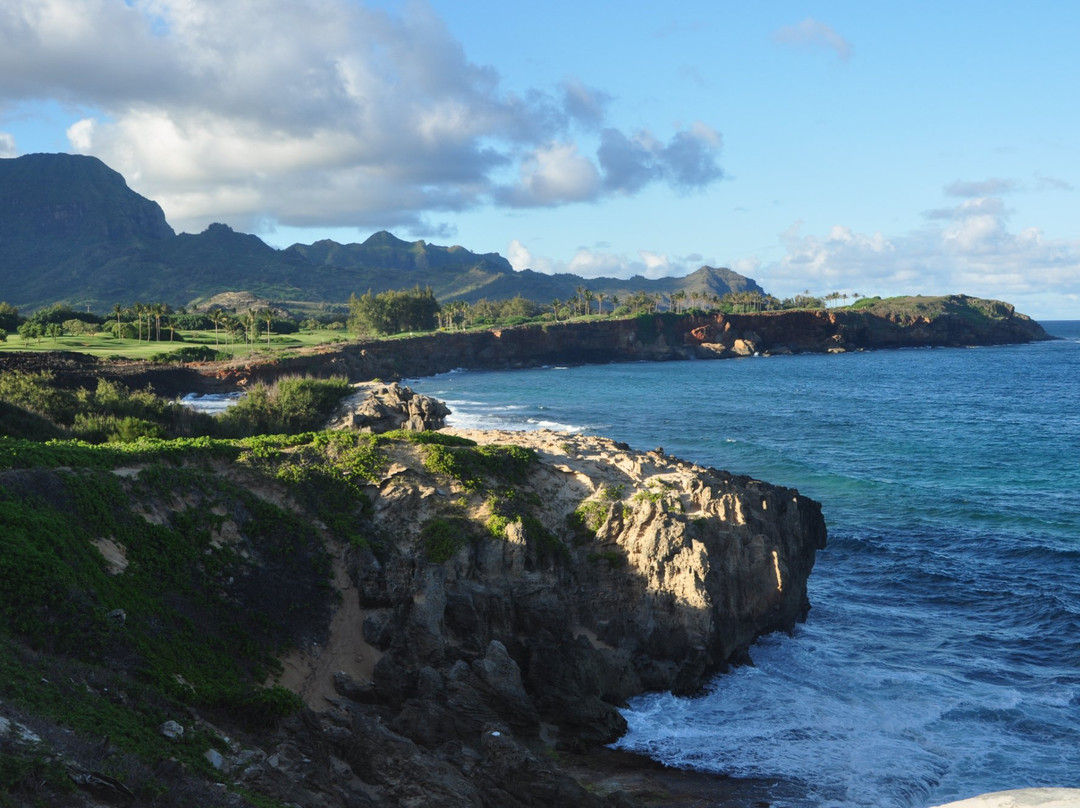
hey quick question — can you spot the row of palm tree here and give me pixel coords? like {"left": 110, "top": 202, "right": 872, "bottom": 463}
{"left": 108, "top": 302, "right": 277, "bottom": 348}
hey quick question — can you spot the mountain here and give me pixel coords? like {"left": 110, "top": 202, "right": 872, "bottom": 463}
{"left": 0, "top": 153, "right": 764, "bottom": 311}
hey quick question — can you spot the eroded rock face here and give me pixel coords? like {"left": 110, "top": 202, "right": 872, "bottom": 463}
{"left": 327, "top": 382, "right": 451, "bottom": 433}
{"left": 332, "top": 429, "right": 826, "bottom": 757}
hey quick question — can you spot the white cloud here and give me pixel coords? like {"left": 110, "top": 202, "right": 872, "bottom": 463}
{"left": 760, "top": 197, "right": 1080, "bottom": 309}
{"left": 65, "top": 117, "right": 94, "bottom": 150}
{"left": 773, "top": 18, "right": 853, "bottom": 61}
{"left": 498, "top": 141, "right": 601, "bottom": 207}
{"left": 0, "top": 0, "right": 725, "bottom": 234}
{"left": 0, "top": 131, "right": 15, "bottom": 157}
{"left": 508, "top": 241, "right": 700, "bottom": 281}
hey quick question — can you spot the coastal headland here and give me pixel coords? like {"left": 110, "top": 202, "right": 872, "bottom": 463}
{"left": 0, "top": 296, "right": 1050, "bottom": 396}
{"left": 206, "top": 296, "right": 1053, "bottom": 391}
{"left": 0, "top": 297, "right": 1051, "bottom": 806}
{"left": 1, "top": 409, "right": 824, "bottom": 806}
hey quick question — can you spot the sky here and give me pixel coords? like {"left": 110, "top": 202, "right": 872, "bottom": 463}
{"left": 1, "top": 1, "right": 1078, "bottom": 320}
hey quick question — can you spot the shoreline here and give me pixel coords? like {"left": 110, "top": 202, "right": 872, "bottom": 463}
{"left": 563, "top": 747, "right": 806, "bottom": 807}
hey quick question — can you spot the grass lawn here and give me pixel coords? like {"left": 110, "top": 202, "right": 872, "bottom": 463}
{"left": 0, "top": 328, "right": 352, "bottom": 360}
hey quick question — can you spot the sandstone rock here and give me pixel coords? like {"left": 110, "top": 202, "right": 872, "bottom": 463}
{"left": 328, "top": 382, "right": 450, "bottom": 433}
{"left": 343, "top": 427, "right": 826, "bottom": 760}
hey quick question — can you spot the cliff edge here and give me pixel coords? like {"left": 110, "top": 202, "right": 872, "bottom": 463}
{"left": 194, "top": 294, "right": 1051, "bottom": 390}
{"left": 0, "top": 426, "right": 824, "bottom": 807}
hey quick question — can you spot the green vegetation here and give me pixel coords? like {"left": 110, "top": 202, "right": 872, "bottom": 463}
{"left": 0, "top": 370, "right": 352, "bottom": 443}
{"left": 567, "top": 484, "right": 626, "bottom": 540}
{"left": 421, "top": 442, "right": 536, "bottom": 492}
{"left": 217, "top": 376, "right": 352, "bottom": 437}
{"left": 847, "top": 293, "right": 1018, "bottom": 322}
{"left": 420, "top": 516, "right": 474, "bottom": 562}
{"left": 0, "top": 422, "right": 467, "bottom": 804}
{"left": 347, "top": 286, "right": 440, "bottom": 336}
{"left": 568, "top": 501, "right": 613, "bottom": 540}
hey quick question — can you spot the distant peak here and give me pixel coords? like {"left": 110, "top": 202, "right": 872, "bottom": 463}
{"left": 363, "top": 230, "right": 411, "bottom": 248}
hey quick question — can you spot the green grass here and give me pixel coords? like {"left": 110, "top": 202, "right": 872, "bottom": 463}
{"left": 1, "top": 328, "right": 349, "bottom": 360}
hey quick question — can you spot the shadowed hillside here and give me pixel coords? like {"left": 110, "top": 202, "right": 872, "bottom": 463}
{"left": 0, "top": 153, "right": 762, "bottom": 311}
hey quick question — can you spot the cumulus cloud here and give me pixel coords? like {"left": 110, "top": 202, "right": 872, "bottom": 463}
{"left": 0, "top": 0, "right": 725, "bottom": 234}
{"left": 773, "top": 18, "right": 853, "bottom": 61}
{"left": 761, "top": 197, "right": 1080, "bottom": 304}
{"left": 496, "top": 141, "right": 601, "bottom": 207}
{"left": 507, "top": 240, "right": 698, "bottom": 280}
{"left": 597, "top": 122, "right": 723, "bottom": 195}
{"left": 0, "top": 131, "right": 15, "bottom": 157}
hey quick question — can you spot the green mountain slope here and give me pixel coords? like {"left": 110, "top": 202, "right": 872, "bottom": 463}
{"left": 0, "top": 153, "right": 764, "bottom": 311}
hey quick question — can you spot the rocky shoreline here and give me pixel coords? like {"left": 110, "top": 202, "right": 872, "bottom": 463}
{"left": 0, "top": 302, "right": 1047, "bottom": 805}
{"left": 0, "top": 301, "right": 1052, "bottom": 398}
{"left": 237, "top": 426, "right": 827, "bottom": 807}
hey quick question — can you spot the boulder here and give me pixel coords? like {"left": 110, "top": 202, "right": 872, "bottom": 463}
{"left": 329, "top": 382, "right": 450, "bottom": 433}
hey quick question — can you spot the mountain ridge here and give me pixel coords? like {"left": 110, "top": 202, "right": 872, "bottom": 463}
{"left": 0, "top": 153, "right": 763, "bottom": 311}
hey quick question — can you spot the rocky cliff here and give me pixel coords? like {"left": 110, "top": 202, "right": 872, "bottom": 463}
{"left": 193, "top": 296, "right": 1051, "bottom": 391}
{"left": 0, "top": 296, "right": 1050, "bottom": 397}
{"left": 0, "top": 425, "right": 824, "bottom": 807}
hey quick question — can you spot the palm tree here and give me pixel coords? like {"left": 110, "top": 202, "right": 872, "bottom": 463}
{"left": 583, "top": 290, "right": 595, "bottom": 317}
{"left": 209, "top": 309, "right": 224, "bottom": 347}
{"left": 550, "top": 299, "right": 561, "bottom": 322}
{"left": 671, "top": 290, "right": 687, "bottom": 314}
{"left": 111, "top": 303, "right": 123, "bottom": 336}
{"left": 133, "top": 303, "right": 145, "bottom": 341}
{"left": 151, "top": 302, "right": 166, "bottom": 341}
{"left": 262, "top": 308, "right": 274, "bottom": 348}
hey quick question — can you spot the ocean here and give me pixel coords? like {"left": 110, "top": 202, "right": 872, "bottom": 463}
{"left": 407, "top": 321, "right": 1080, "bottom": 808}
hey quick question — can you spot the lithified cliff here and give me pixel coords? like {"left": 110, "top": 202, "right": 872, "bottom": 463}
{"left": 236, "top": 427, "right": 827, "bottom": 806}
{"left": 0, "top": 424, "right": 824, "bottom": 807}
{"left": 195, "top": 295, "right": 1051, "bottom": 391}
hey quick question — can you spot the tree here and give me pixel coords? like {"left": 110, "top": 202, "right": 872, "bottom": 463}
{"left": 0, "top": 302, "right": 18, "bottom": 332}
{"left": 348, "top": 286, "right": 440, "bottom": 336}
{"left": 133, "top": 303, "right": 145, "bottom": 341}
{"left": 209, "top": 309, "right": 225, "bottom": 347}
{"left": 262, "top": 308, "right": 275, "bottom": 348}
{"left": 245, "top": 310, "right": 258, "bottom": 348}
{"left": 151, "top": 302, "right": 167, "bottom": 341}
{"left": 111, "top": 303, "right": 124, "bottom": 335}
{"left": 18, "top": 322, "right": 42, "bottom": 344}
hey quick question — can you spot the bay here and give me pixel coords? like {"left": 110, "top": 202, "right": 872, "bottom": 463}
{"left": 409, "top": 322, "right": 1080, "bottom": 808}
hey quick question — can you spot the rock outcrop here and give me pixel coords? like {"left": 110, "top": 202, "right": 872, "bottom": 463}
{"left": 326, "top": 382, "right": 451, "bottom": 433}
{"left": 263, "top": 428, "right": 825, "bottom": 805}
{"left": 194, "top": 296, "right": 1052, "bottom": 390}
{"left": 0, "top": 423, "right": 825, "bottom": 807}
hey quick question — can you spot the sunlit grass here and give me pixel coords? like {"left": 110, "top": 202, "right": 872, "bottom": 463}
{"left": 1, "top": 328, "right": 351, "bottom": 360}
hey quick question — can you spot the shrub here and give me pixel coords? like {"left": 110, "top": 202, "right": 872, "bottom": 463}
{"left": 421, "top": 517, "right": 472, "bottom": 562}
{"left": 151, "top": 346, "right": 230, "bottom": 364}
{"left": 568, "top": 500, "right": 611, "bottom": 539}
{"left": 422, "top": 443, "right": 536, "bottom": 491}
{"left": 219, "top": 376, "right": 352, "bottom": 436}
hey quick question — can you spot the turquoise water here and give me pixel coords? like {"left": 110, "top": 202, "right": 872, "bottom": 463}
{"left": 409, "top": 322, "right": 1080, "bottom": 808}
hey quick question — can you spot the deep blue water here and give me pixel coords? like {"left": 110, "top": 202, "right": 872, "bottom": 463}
{"left": 408, "top": 321, "right": 1080, "bottom": 808}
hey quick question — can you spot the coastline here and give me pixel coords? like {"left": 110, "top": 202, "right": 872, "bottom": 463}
{"left": 563, "top": 747, "right": 806, "bottom": 807}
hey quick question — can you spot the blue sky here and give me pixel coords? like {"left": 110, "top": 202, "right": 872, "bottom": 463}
{"left": 1, "top": 1, "right": 1078, "bottom": 319}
